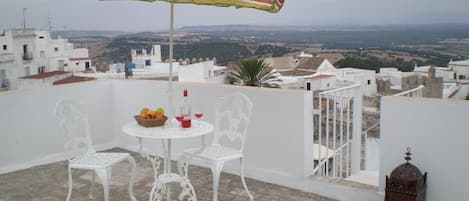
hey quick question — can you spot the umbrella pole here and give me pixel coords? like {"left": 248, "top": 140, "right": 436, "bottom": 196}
{"left": 168, "top": 3, "right": 174, "bottom": 126}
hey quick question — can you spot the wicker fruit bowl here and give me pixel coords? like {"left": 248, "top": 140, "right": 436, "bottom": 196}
{"left": 134, "top": 115, "right": 168, "bottom": 127}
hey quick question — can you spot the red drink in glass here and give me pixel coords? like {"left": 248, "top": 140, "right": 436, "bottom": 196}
{"left": 182, "top": 118, "right": 191, "bottom": 128}
{"left": 195, "top": 113, "right": 203, "bottom": 119}
{"left": 175, "top": 115, "right": 184, "bottom": 122}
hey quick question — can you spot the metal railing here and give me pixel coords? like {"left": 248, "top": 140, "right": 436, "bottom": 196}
{"left": 393, "top": 85, "right": 424, "bottom": 97}
{"left": 311, "top": 84, "right": 362, "bottom": 179}
{"left": 361, "top": 122, "right": 379, "bottom": 170}
{"left": 0, "top": 79, "right": 9, "bottom": 91}
{"left": 22, "top": 52, "right": 33, "bottom": 61}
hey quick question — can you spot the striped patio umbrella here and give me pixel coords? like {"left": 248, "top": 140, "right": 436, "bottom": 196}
{"left": 101, "top": 0, "right": 285, "bottom": 120}
{"left": 137, "top": 0, "right": 285, "bottom": 13}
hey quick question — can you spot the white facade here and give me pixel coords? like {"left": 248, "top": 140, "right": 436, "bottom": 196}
{"left": 0, "top": 29, "right": 90, "bottom": 90}
{"left": 303, "top": 74, "right": 337, "bottom": 91}
{"left": 413, "top": 65, "right": 456, "bottom": 81}
{"left": 377, "top": 68, "right": 416, "bottom": 90}
{"left": 0, "top": 29, "right": 37, "bottom": 89}
{"left": 178, "top": 61, "right": 226, "bottom": 84}
{"left": 47, "top": 35, "right": 91, "bottom": 73}
{"left": 318, "top": 66, "right": 377, "bottom": 96}
{"left": 448, "top": 59, "right": 469, "bottom": 79}
{"left": 131, "top": 45, "right": 162, "bottom": 69}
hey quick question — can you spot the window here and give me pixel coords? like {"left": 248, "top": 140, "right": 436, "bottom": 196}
{"left": 145, "top": 60, "right": 151, "bottom": 66}
{"left": 76, "top": 62, "right": 79, "bottom": 65}
{"left": 38, "top": 36, "right": 44, "bottom": 39}
{"left": 0, "top": 69, "right": 6, "bottom": 80}
{"left": 25, "top": 67, "right": 30, "bottom": 76}
{"left": 367, "top": 80, "right": 371, "bottom": 85}
{"left": 54, "top": 47, "right": 59, "bottom": 52}
{"left": 2, "top": 45, "right": 6, "bottom": 50}
{"left": 38, "top": 66, "right": 45, "bottom": 73}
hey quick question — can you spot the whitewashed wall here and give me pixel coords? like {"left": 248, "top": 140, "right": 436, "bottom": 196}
{"left": 111, "top": 80, "right": 314, "bottom": 185}
{"left": 380, "top": 96, "right": 469, "bottom": 201}
{"left": 0, "top": 79, "right": 384, "bottom": 201}
{"left": 0, "top": 81, "right": 115, "bottom": 173}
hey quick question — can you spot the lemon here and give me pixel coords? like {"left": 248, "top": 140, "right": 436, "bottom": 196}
{"left": 156, "top": 107, "right": 165, "bottom": 115}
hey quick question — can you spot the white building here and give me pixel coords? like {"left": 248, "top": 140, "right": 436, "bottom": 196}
{"left": 46, "top": 34, "right": 91, "bottom": 73}
{"left": 178, "top": 60, "right": 226, "bottom": 84}
{"left": 448, "top": 59, "right": 469, "bottom": 79}
{"left": 0, "top": 29, "right": 91, "bottom": 90}
{"left": 377, "top": 68, "right": 416, "bottom": 90}
{"left": 130, "top": 45, "right": 179, "bottom": 77}
{"left": 317, "top": 66, "right": 377, "bottom": 96}
{"left": 304, "top": 74, "right": 337, "bottom": 91}
{"left": 131, "top": 45, "right": 162, "bottom": 69}
{"left": 413, "top": 65, "right": 456, "bottom": 81}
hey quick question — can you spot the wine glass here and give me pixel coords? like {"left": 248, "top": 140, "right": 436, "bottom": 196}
{"left": 194, "top": 111, "right": 204, "bottom": 126}
{"left": 174, "top": 106, "right": 183, "bottom": 128}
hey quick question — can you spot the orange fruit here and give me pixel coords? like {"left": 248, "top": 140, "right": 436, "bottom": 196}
{"left": 140, "top": 107, "right": 150, "bottom": 115}
{"left": 155, "top": 113, "right": 163, "bottom": 119}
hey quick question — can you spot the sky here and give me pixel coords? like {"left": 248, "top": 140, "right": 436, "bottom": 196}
{"left": 1, "top": 0, "right": 469, "bottom": 32}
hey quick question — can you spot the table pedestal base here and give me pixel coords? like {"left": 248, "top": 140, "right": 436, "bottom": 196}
{"left": 149, "top": 173, "right": 197, "bottom": 201}
{"left": 146, "top": 154, "right": 197, "bottom": 201}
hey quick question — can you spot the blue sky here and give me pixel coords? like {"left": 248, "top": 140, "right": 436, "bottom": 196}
{"left": 1, "top": 0, "right": 469, "bottom": 31}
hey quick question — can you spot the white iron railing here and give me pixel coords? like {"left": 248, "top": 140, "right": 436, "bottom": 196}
{"left": 312, "top": 84, "right": 362, "bottom": 179}
{"left": 361, "top": 122, "right": 379, "bottom": 170}
{"left": 393, "top": 85, "right": 424, "bottom": 97}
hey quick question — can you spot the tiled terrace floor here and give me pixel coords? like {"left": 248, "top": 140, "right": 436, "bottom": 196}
{"left": 0, "top": 148, "right": 336, "bottom": 201}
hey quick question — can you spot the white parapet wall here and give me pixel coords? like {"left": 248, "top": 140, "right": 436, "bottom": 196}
{"left": 0, "top": 79, "right": 384, "bottom": 201}
{"left": 0, "top": 80, "right": 314, "bottom": 186}
{"left": 0, "top": 81, "right": 116, "bottom": 173}
{"left": 111, "top": 80, "right": 314, "bottom": 185}
{"left": 380, "top": 96, "right": 469, "bottom": 201}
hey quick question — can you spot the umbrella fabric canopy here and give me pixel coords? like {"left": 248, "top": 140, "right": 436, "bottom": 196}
{"left": 138, "top": 0, "right": 284, "bottom": 13}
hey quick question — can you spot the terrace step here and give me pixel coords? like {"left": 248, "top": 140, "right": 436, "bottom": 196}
{"left": 345, "top": 170, "right": 379, "bottom": 188}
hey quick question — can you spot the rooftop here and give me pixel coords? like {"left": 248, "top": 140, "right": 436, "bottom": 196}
{"left": 449, "top": 59, "right": 469, "bottom": 66}
{"left": 69, "top": 57, "right": 91, "bottom": 61}
{"left": 21, "top": 71, "right": 69, "bottom": 79}
{"left": 53, "top": 76, "right": 97, "bottom": 85}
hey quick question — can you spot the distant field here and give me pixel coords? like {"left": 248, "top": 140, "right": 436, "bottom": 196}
{"left": 59, "top": 24, "right": 469, "bottom": 71}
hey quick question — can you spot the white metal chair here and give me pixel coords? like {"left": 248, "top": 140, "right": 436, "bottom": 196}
{"left": 179, "top": 92, "right": 254, "bottom": 201}
{"left": 54, "top": 99, "right": 137, "bottom": 201}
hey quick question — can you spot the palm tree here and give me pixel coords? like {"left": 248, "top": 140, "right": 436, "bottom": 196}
{"left": 228, "top": 58, "right": 281, "bottom": 87}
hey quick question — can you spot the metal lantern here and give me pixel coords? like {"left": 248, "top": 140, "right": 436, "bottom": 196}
{"left": 385, "top": 148, "right": 427, "bottom": 201}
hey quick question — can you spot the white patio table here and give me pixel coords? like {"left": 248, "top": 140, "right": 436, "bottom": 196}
{"left": 122, "top": 119, "right": 214, "bottom": 201}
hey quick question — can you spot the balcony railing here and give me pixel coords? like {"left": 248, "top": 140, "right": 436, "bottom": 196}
{"left": 22, "top": 52, "right": 33, "bottom": 61}
{"left": 312, "top": 84, "right": 362, "bottom": 179}
{"left": 393, "top": 85, "right": 424, "bottom": 97}
{"left": 0, "top": 79, "right": 9, "bottom": 91}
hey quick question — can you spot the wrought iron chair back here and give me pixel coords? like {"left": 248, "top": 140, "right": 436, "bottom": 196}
{"left": 55, "top": 99, "right": 95, "bottom": 159}
{"left": 212, "top": 92, "right": 253, "bottom": 153}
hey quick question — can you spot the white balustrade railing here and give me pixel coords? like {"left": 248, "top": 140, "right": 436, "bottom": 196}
{"left": 361, "top": 122, "right": 379, "bottom": 170}
{"left": 312, "top": 84, "right": 362, "bottom": 179}
{"left": 393, "top": 85, "right": 424, "bottom": 97}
